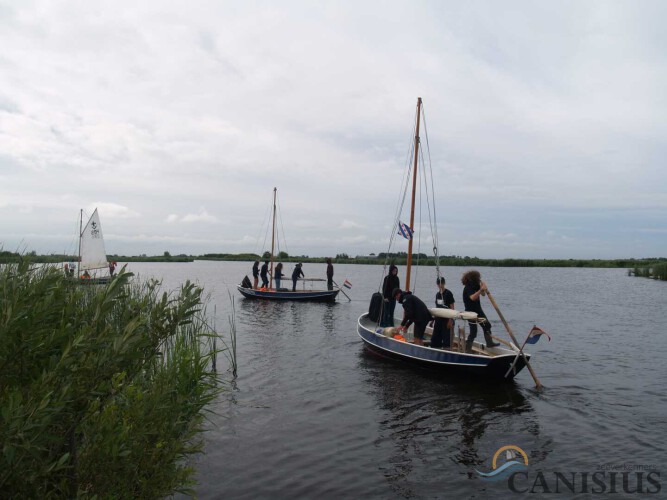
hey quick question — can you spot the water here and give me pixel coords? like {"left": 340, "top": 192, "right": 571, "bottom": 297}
{"left": 127, "top": 261, "right": 667, "bottom": 498}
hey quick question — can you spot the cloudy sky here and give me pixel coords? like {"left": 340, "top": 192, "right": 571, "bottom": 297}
{"left": 1, "top": 1, "right": 665, "bottom": 259}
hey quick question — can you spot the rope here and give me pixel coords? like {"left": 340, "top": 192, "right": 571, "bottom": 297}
{"left": 378, "top": 100, "right": 441, "bottom": 297}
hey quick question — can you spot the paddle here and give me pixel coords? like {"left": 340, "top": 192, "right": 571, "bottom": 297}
{"left": 332, "top": 279, "right": 352, "bottom": 302}
{"left": 484, "top": 287, "right": 543, "bottom": 390}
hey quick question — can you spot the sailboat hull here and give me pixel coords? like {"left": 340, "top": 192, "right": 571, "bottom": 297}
{"left": 77, "top": 277, "right": 111, "bottom": 285}
{"left": 357, "top": 313, "right": 528, "bottom": 381}
{"left": 237, "top": 285, "right": 339, "bottom": 303}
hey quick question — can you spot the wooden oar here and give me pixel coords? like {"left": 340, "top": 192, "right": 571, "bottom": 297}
{"left": 484, "top": 288, "right": 543, "bottom": 390}
{"left": 332, "top": 279, "right": 352, "bottom": 302}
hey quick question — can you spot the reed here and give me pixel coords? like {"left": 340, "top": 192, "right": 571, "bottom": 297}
{"left": 631, "top": 263, "right": 667, "bottom": 281}
{"left": 0, "top": 259, "right": 222, "bottom": 498}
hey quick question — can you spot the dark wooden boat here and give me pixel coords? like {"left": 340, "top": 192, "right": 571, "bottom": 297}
{"left": 357, "top": 314, "right": 529, "bottom": 380}
{"left": 237, "top": 188, "right": 341, "bottom": 302}
{"left": 356, "top": 98, "right": 530, "bottom": 381}
{"left": 237, "top": 283, "right": 339, "bottom": 302}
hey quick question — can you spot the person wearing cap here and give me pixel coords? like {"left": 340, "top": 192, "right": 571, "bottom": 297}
{"left": 393, "top": 287, "right": 432, "bottom": 346}
{"left": 431, "top": 277, "right": 455, "bottom": 349}
{"left": 292, "top": 263, "right": 304, "bottom": 291}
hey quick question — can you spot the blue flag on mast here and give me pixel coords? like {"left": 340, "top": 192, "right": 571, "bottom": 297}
{"left": 398, "top": 221, "right": 414, "bottom": 240}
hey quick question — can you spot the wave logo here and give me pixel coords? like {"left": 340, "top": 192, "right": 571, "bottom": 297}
{"left": 476, "top": 445, "right": 530, "bottom": 482}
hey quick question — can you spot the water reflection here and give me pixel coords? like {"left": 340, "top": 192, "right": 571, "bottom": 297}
{"left": 358, "top": 349, "right": 539, "bottom": 497}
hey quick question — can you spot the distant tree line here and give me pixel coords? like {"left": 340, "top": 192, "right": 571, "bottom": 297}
{"left": 2, "top": 250, "right": 666, "bottom": 271}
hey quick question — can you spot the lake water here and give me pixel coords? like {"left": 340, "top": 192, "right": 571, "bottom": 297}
{"left": 127, "top": 261, "right": 666, "bottom": 498}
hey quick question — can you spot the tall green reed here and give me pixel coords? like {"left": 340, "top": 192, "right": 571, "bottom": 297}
{"left": 0, "top": 259, "right": 223, "bottom": 498}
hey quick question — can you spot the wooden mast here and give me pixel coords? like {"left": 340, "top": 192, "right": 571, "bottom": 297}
{"left": 78, "top": 209, "right": 83, "bottom": 278}
{"left": 404, "top": 97, "right": 422, "bottom": 292}
{"left": 269, "top": 187, "right": 277, "bottom": 289}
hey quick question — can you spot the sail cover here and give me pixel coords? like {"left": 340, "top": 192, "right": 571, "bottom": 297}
{"left": 80, "top": 209, "right": 108, "bottom": 271}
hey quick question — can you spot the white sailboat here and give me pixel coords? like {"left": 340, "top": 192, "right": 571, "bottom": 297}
{"left": 74, "top": 208, "right": 112, "bottom": 284}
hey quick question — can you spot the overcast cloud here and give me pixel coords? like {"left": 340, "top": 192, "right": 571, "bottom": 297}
{"left": 1, "top": 1, "right": 665, "bottom": 259}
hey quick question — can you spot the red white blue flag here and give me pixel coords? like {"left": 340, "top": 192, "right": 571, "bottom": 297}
{"left": 398, "top": 221, "right": 414, "bottom": 240}
{"left": 343, "top": 279, "right": 352, "bottom": 289}
{"left": 525, "top": 325, "right": 551, "bottom": 344}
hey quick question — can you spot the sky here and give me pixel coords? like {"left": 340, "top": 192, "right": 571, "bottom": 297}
{"left": 1, "top": 1, "right": 665, "bottom": 259}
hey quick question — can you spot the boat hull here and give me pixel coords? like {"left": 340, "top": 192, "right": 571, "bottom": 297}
{"left": 357, "top": 313, "right": 529, "bottom": 381}
{"left": 75, "top": 277, "right": 111, "bottom": 285}
{"left": 237, "top": 285, "right": 339, "bottom": 303}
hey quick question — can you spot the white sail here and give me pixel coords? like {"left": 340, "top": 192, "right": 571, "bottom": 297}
{"left": 80, "top": 209, "right": 108, "bottom": 271}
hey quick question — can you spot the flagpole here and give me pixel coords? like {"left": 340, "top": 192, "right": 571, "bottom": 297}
{"left": 504, "top": 327, "right": 534, "bottom": 379}
{"left": 505, "top": 326, "right": 549, "bottom": 379}
{"left": 485, "top": 288, "right": 543, "bottom": 389}
{"left": 332, "top": 279, "right": 352, "bottom": 302}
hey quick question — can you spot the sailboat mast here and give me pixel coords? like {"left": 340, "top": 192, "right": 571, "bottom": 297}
{"left": 405, "top": 97, "right": 422, "bottom": 292}
{"left": 269, "top": 187, "right": 277, "bottom": 289}
{"left": 78, "top": 209, "right": 83, "bottom": 278}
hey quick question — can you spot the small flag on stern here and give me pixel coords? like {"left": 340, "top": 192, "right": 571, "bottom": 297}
{"left": 525, "top": 325, "right": 551, "bottom": 345}
{"left": 398, "top": 221, "right": 414, "bottom": 240}
{"left": 343, "top": 279, "right": 352, "bottom": 289}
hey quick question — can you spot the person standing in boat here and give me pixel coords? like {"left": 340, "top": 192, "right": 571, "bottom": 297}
{"left": 393, "top": 288, "right": 432, "bottom": 346}
{"left": 292, "top": 263, "right": 304, "bottom": 291}
{"left": 274, "top": 262, "right": 285, "bottom": 289}
{"left": 431, "top": 277, "right": 455, "bottom": 349}
{"left": 252, "top": 261, "right": 260, "bottom": 289}
{"left": 381, "top": 265, "right": 400, "bottom": 327}
{"left": 461, "top": 270, "right": 499, "bottom": 353}
{"left": 326, "top": 258, "right": 334, "bottom": 291}
{"left": 260, "top": 260, "right": 270, "bottom": 289}
{"left": 109, "top": 261, "right": 117, "bottom": 277}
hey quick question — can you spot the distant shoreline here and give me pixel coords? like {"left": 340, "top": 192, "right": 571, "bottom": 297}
{"left": 3, "top": 251, "right": 665, "bottom": 269}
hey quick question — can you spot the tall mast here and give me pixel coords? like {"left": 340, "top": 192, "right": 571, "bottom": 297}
{"left": 269, "top": 187, "right": 277, "bottom": 289}
{"left": 405, "top": 97, "right": 422, "bottom": 292}
{"left": 78, "top": 209, "right": 83, "bottom": 277}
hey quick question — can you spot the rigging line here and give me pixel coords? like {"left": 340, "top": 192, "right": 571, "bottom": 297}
{"left": 413, "top": 149, "right": 424, "bottom": 293}
{"left": 421, "top": 104, "right": 441, "bottom": 276}
{"left": 418, "top": 141, "right": 436, "bottom": 258}
{"left": 252, "top": 196, "right": 272, "bottom": 256}
{"left": 259, "top": 193, "right": 274, "bottom": 258}
{"left": 276, "top": 191, "right": 289, "bottom": 258}
{"left": 380, "top": 113, "right": 418, "bottom": 290}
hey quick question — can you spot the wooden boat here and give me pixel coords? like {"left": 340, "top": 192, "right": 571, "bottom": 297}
{"left": 66, "top": 209, "right": 112, "bottom": 285}
{"left": 356, "top": 98, "right": 530, "bottom": 381}
{"left": 237, "top": 188, "right": 340, "bottom": 303}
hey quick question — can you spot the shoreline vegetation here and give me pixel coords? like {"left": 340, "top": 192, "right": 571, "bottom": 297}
{"left": 2, "top": 250, "right": 666, "bottom": 274}
{"left": 0, "top": 260, "right": 225, "bottom": 497}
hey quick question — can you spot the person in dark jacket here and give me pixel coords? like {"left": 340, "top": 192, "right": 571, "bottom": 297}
{"left": 326, "top": 258, "right": 334, "bottom": 291}
{"left": 274, "top": 262, "right": 285, "bottom": 289}
{"left": 461, "top": 270, "right": 499, "bottom": 352}
{"left": 431, "top": 277, "right": 455, "bottom": 349}
{"left": 381, "top": 265, "right": 400, "bottom": 327}
{"left": 252, "top": 261, "right": 260, "bottom": 289}
{"left": 292, "top": 263, "right": 304, "bottom": 291}
{"left": 260, "top": 260, "right": 269, "bottom": 288}
{"left": 393, "top": 288, "right": 432, "bottom": 346}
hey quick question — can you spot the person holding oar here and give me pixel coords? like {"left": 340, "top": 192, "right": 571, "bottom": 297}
{"left": 461, "top": 270, "right": 500, "bottom": 353}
